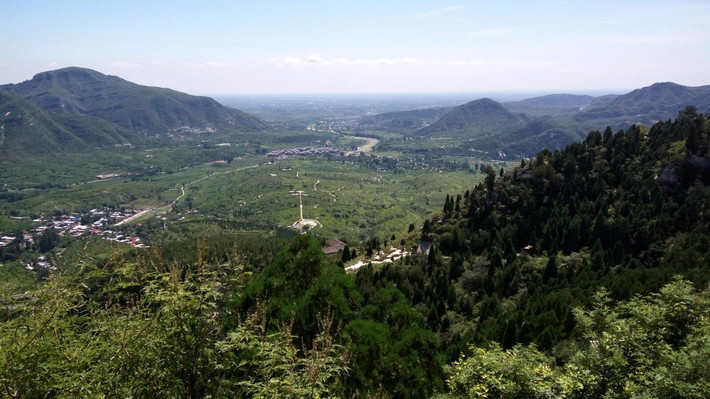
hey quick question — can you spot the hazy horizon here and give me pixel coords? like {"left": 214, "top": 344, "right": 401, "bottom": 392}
{"left": 3, "top": 1, "right": 709, "bottom": 95}
{"left": 4, "top": 67, "right": 633, "bottom": 98}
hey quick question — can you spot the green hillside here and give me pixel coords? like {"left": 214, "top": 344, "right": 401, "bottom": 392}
{"left": 411, "top": 98, "right": 587, "bottom": 158}
{"left": 510, "top": 93, "right": 596, "bottom": 107}
{"left": 354, "top": 107, "right": 710, "bottom": 396}
{"left": 576, "top": 82, "right": 710, "bottom": 127}
{"left": 1, "top": 67, "right": 268, "bottom": 137}
{"left": 491, "top": 117, "right": 583, "bottom": 157}
{"left": 418, "top": 106, "right": 710, "bottom": 351}
{"left": 0, "top": 89, "right": 137, "bottom": 156}
{"left": 359, "top": 106, "right": 451, "bottom": 133}
{"left": 417, "top": 98, "right": 524, "bottom": 135}
{"left": 502, "top": 93, "right": 603, "bottom": 119}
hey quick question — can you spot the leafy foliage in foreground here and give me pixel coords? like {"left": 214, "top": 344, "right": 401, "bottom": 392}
{"left": 436, "top": 278, "right": 710, "bottom": 399}
{"left": 0, "top": 247, "right": 346, "bottom": 398}
{"left": 234, "top": 235, "right": 444, "bottom": 398}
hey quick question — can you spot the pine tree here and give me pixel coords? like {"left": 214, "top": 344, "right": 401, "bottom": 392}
{"left": 342, "top": 245, "right": 351, "bottom": 262}
{"left": 543, "top": 255, "right": 558, "bottom": 283}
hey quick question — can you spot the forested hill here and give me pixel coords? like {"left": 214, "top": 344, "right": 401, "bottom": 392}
{"left": 420, "top": 106, "right": 709, "bottom": 350}
{"left": 575, "top": 82, "right": 710, "bottom": 127}
{"left": 417, "top": 98, "right": 524, "bottom": 134}
{"left": 1, "top": 67, "right": 268, "bottom": 137}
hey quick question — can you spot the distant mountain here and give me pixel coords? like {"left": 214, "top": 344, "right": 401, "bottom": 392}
{"left": 359, "top": 107, "right": 450, "bottom": 132}
{"left": 575, "top": 82, "right": 710, "bottom": 127}
{"left": 0, "top": 89, "right": 138, "bottom": 156}
{"left": 496, "top": 117, "right": 581, "bottom": 156}
{"left": 1, "top": 67, "right": 268, "bottom": 137}
{"left": 454, "top": 115, "right": 581, "bottom": 158}
{"left": 417, "top": 98, "right": 524, "bottom": 135}
{"left": 588, "top": 94, "right": 620, "bottom": 104}
{"left": 511, "top": 93, "right": 596, "bottom": 108}
{"left": 413, "top": 83, "right": 710, "bottom": 157}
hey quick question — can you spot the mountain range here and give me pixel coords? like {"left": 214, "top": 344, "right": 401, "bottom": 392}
{"left": 361, "top": 82, "right": 710, "bottom": 157}
{"left": 3, "top": 67, "right": 709, "bottom": 160}
{"left": 0, "top": 67, "right": 267, "bottom": 155}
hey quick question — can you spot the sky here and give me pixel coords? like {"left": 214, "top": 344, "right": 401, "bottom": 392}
{"left": 2, "top": 0, "right": 710, "bottom": 95}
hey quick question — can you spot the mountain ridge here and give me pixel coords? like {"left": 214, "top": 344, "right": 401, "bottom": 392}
{"left": 1, "top": 67, "right": 268, "bottom": 137}
{"left": 574, "top": 81, "right": 710, "bottom": 127}
{"left": 508, "top": 93, "right": 597, "bottom": 108}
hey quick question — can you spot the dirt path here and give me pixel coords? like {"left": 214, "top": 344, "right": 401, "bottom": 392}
{"left": 115, "top": 163, "right": 259, "bottom": 226}
{"left": 314, "top": 180, "right": 320, "bottom": 191}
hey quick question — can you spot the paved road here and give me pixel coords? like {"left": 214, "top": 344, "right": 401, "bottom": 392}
{"left": 344, "top": 135, "right": 379, "bottom": 153}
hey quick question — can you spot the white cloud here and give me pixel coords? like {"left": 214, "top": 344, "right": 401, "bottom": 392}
{"left": 307, "top": 54, "right": 332, "bottom": 66}
{"left": 269, "top": 57, "right": 304, "bottom": 67}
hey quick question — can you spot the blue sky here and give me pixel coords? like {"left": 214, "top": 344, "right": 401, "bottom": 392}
{"left": 2, "top": 0, "right": 709, "bottom": 95}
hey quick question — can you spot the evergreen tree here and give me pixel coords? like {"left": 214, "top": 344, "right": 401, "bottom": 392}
{"left": 342, "top": 245, "right": 351, "bottom": 262}
{"left": 543, "top": 255, "right": 558, "bottom": 283}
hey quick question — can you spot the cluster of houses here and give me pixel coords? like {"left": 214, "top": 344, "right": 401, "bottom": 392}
{"left": 172, "top": 125, "right": 217, "bottom": 134}
{"left": 2, "top": 209, "right": 152, "bottom": 274}
{"left": 0, "top": 208, "right": 149, "bottom": 250}
{"left": 266, "top": 146, "right": 343, "bottom": 158}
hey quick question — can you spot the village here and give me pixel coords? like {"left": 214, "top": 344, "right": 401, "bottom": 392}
{"left": 0, "top": 208, "right": 149, "bottom": 271}
{"left": 2, "top": 208, "right": 149, "bottom": 247}
{"left": 266, "top": 145, "right": 343, "bottom": 158}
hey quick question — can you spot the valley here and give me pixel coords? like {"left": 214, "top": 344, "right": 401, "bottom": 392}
{"left": 4, "top": 1, "right": 710, "bottom": 396}
{"left": 1, "top": 67, "right": 709, "bottom": 399}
